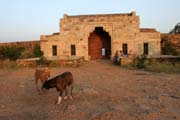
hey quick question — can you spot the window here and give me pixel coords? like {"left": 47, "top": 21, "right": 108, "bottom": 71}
{"left": 144, "top": 43, "right": 149, "bottom": 55}
{"left": 71, "top": 45, "right": 76, "bottom": 55}
{"left": 52, "top": 45, "right": 57, "bottom": 56}
{"left": 122, "top": 43, "right": 128, "bottom": 55}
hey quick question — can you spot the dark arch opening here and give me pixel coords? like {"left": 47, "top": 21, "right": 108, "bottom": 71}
{"left": 88, "top": 27, "right": 111, "bottom": 60}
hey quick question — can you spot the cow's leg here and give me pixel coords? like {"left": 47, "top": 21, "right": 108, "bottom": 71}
{"left": 35, "top": 77, "right": 39, "bottom": 91}
{"left": 69, "top": 84, "right": 73, "bottom": 100}
{"left": 57, "top": 90, "right": 63, "bottom": 104}
{"left": 41, "top": 79, "right": 46, "bottom": 88}
{"left": 64, "top": 86, "right": 68, "bottom": 100}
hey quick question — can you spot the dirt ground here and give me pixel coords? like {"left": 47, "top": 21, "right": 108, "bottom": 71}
{"left": 0, "top": 60, "right": 180, "bottom": 120}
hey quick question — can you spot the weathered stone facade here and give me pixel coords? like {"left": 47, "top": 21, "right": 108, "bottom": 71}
{"left": 41, "top": 12, "right": 161, "bottom": 60}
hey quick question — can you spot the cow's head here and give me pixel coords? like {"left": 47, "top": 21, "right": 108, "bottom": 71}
{"left": 44, "top": 67, "right": 50, "bottom": 77}
{"left": 42, "top": 68, "right": 50, "bottom": 81}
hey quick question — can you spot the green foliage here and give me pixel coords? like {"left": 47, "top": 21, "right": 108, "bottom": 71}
{"left": 162, "top": 41, "right": 179, "bottom": 55}
{"left": 145, "top": 60, "right": 180, "bottom": 73}
{"left": 0, "top": 46, "right": 25, "bottom": 61}
{"left": 0, "top": 45, "right": 43, "bottom": 60}
{"left": 131, "top": 56, "right": 180, "bottom": 73}
{"left": 170, "top": 23, "right": 180, "bottom": 34}
{"left": 19, "top": 45, "right": 43, "bottom": 59}
{"left": 33, "top": 45, "right": 43, "bottom": 57}
{"left": 36, "top": 56, "right": 51, "bottom": 66}
{"left": 20, "top": 50, "right": 34, "bottom": 59}
{"left": 132, "top": 55, "right": 149, "bottom": 69}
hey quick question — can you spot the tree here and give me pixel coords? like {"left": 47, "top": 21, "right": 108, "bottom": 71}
{"left": 170, "top": 23, "right": 180, "bottom": 34}
{"left": 162, "top": 41, "right": 178, "bottom": 56}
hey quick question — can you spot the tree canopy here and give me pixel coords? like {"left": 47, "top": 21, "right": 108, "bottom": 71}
{"left": 170, "top": 23, "right": 180, "bottom": 34}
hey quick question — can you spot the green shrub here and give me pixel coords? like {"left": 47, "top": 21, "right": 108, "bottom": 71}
{"left": 146, "top": 60, "right": 180, "bottom": 73}
{"left": 33, "top": 45, "right": 43, "bottom": 57}
{"left": 131, "top": 56, "right": 180, "bottom": 73}
{"left": 162, "top": 41, "right": 179, "bottom": 55}
{"left": 36, "top": 57, "right": 51, "bottom": 66}
{"left": 132, "top": 55, "right": 149, "bottom": 69}
{"left": 20, "top": 50, "right": 34, "bottom": 59}
{"left": 0, "top": 46, "right": 25, "bottom": 61}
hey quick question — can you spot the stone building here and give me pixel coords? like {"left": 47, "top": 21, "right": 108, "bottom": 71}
{"left": 40, "top": 12, "right": 161, "bottom": 60}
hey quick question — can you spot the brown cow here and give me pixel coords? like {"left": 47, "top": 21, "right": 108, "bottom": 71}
{"left": 35, "top": 67, "right": 50, "bottom": 90}
{"left": 42, "top": 72, "right": 73, "bottom": 104}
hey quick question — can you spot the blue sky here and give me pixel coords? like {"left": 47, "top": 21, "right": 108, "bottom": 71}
{"left": 0, "top": 0, "right": 179, "bottom": 42}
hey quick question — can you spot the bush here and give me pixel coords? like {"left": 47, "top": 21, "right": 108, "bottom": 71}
{"left": 131, "top": 56, "right": 180, "bottom": 73}
{"left": 0, "top": 45, "right": 43, "bottom": 60}
{"left": 36, "top": 57, "right": 51, "bottom": 66}
{"left": 33, "top": 45, "right": 43, "bottom": 57}
{"left": 0, "top": 46, "right": 25, "bottom": 61}
{"left": 132, "top": 55, "right": 149, "bottom": 69}
{"left": 162, "top": 41, "right": 179, "bottom": 55}
{"left": 146, "top": 60, "right": 180, "bottom": 73}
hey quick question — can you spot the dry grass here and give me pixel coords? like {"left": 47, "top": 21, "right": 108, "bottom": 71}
{"left": 144, "top": 60, "right": 180, "bottom": 73}
{"left": 0, "top": 59, "right": 17, "bottom": 69}
{"left": 129, "top": 57, "right": 180, "bottom": 74}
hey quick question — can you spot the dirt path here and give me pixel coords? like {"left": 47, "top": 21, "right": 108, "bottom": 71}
{"left": 0, "top": 60, "right": 180, "bottom": 120}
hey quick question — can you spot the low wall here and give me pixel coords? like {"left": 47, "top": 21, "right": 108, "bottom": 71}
{"left": 16, "top": 56, "right": 84, "bottom": 67}
{"left": 16, "top": 58, "right": 39, "bottom": 67}
{"left": 47, "top": 56, "right": 84, "bottom": 67}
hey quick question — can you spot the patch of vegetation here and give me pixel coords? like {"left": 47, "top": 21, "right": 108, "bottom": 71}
{"left": 0, "top": 44, "right": 43, "bottom": 60}
{"left": 36, "top": 56, "right": 51, "bottom": 67}
{"left": 170, "top": 23, "right": 180, "bottom": 34}
{"left": 20, "top": 50, "right": 34, "bottom": 59}
{"left": 20, "top": 45, "right": 43, "bottom": 59}
{"left": 0, "top": 46, "right": 25, "bottom": 61}
{"left": 131, "top": 55, "right": 149, "bottom": 69}
{"left": 33, "top": 45, "right": 43, "bottom": 57}
{"left": 130, "top": 56, "right": 180, "bottom": 74}
{"left": 162, "top": 41, "right": 179, "bottom": 56}
{"left": 145, "top": 60, "right": 180, "bottom": 73}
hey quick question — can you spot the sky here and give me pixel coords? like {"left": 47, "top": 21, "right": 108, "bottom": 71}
{"left": 0, "top": 0, "right": 180, "bottom": 42}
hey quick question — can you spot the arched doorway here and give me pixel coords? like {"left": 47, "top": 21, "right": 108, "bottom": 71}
{"left": 88, "top": 27, "right": 111, "bottom": 60}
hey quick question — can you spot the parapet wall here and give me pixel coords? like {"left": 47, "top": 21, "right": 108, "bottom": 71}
{"left": 0, "top": 40, "right": 40, "bottom": 51}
